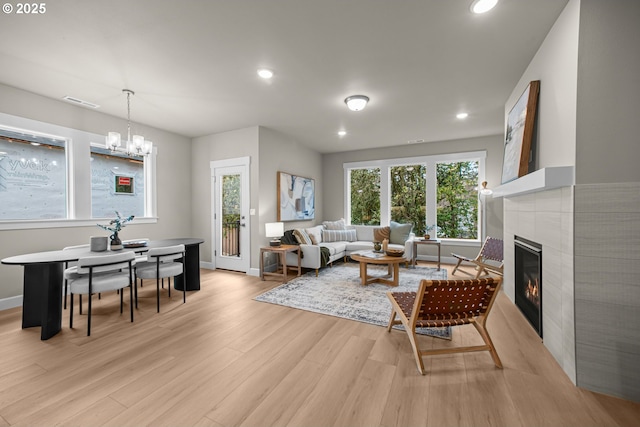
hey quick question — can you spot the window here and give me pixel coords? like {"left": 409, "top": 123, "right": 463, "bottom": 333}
{"left": 0, "top": 129, "right": 67, "bottom": 220}
{"left": 0, "top": 112, "right": 157, "bottom": 230}
{"left": 345, "top": 151, "right": 485, "bottom": 242}
{"left": 391, "top": 164, "right": 427, "bottom": 235}
{"left": 349, "top": 168, "right": 380, "bottom": 225}
{"left": 90, "top": 146, "right": 145, "bottom": 218}
{"left": 436, "top": 160, "right": 479, "bottom": 239}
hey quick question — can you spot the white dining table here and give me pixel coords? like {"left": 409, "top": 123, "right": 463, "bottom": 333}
{"left": 1, "top": 238, "right": 204, "bottom": 340}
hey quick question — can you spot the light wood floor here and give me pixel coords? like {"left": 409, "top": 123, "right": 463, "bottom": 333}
{"left": 1, "top": 262, "right": 639, "bottom": 427}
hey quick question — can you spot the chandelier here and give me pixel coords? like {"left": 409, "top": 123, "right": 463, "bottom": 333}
{"left": 105, "top": 89, "right": 152, "bottom": 156}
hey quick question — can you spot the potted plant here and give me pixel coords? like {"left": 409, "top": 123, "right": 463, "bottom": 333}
{"left": 97, "top": 211, "right": 134, "bottom": 250}
{"left": 423, "top": 224, "right": 436, "bottom": 240}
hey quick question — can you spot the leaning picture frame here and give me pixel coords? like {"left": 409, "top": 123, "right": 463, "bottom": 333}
{"left": 277, "top": 171, "right": 315, "bottom": 221}
{"left": 501, "top": 80, "right": 540, "bottom": 184}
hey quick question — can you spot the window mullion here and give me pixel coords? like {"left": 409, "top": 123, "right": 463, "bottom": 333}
{"left": 425, "top": 160, "right": 437, "bottom": 233}
{"left": 380, "top": 166, "right": 390, "bottom": 225}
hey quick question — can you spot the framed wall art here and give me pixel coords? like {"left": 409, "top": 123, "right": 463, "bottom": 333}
{"left": 277, "top": 171, "right": 315, "bottom": 221}
{"left": 501, "top": 80, "right": 540, "bottom": 184}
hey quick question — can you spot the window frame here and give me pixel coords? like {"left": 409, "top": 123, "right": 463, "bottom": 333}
{"left": 344, "top": 150, "right": 486, "bottom": 244}
{"left": 0, "top": 113, "right": 157, "bottom": 230}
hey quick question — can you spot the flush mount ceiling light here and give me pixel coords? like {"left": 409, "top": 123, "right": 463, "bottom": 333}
{"left": 470, "top": 0, "right": 498, "bottom": 14}
{"left": 456, "top": 112, "right": 469, "bottom": 119}
{"left": 338, "top": 130, "right": 347, "bottom": 137}
{"left": 105, "top": 89, "right": 152, "bottom": 156}
{"left": 257, "top": 68, "right": 274, "bottom": 79}
{"left": 344, "top": 95, "right": 369, "bottom": 112}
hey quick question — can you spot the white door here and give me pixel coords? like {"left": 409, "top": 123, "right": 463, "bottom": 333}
{"left": 211, "top": 158, "right": 250, "bottom": 272}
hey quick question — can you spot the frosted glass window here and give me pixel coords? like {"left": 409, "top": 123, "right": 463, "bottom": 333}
{"left": 91, "top": 146, "right": 145, "bottom": 218}
{"left": 0, "top": 132, "right": 67, "bottom": 220}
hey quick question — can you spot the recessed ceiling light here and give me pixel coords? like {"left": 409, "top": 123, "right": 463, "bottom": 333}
{"left": 456, "top": 112, "right": 469, "bottom": 119}
{"left": 470, "top": 0, "right": 498, "bottom": 14}
{"left": 338, "top": 130, "right": 347, "bottom": 137}
{"left": 257, "top": 68, "right": 274, "bottom": 79}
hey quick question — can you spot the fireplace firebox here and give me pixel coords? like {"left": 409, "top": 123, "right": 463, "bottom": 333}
{"left": 514, "top": 236, "right": 542, "bottom": 337}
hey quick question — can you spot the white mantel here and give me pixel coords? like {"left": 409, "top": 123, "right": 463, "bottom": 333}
{"left": 493, "top": 166, "right": 575, "bottom": 198}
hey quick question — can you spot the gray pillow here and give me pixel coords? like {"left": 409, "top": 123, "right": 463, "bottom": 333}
{"left": 389, "top": 221, "right": 413, "bottom": 244}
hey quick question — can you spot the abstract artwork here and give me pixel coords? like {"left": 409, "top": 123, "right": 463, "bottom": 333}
{"left": 501, "top": 80, "right": 540, "bottom": 184}
{"left": 277, "top": 171, "right": 315, "bottom": 221}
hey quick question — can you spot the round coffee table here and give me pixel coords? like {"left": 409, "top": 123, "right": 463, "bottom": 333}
{"left": 350, "top": 251, "right": 407, "bottom": 287}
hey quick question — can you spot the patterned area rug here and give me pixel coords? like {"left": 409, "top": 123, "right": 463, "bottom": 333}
{"left": 255, "top": 263, "right": 451, "bottom": 339}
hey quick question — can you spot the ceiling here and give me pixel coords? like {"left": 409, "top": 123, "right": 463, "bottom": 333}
{"left": 0, "top": 0, "right": 568, "bottom": 154}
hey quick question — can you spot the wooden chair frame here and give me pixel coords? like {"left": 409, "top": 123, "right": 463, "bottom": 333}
{"left": 387, "top": 277, "right": 503, "bottom": 375}
{"left": 451, "top": 236, "right": 503, "bottom": 278}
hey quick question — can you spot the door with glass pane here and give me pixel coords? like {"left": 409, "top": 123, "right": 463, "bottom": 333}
{"left": 212, "top": 159, "right": 250, "bottom": 272}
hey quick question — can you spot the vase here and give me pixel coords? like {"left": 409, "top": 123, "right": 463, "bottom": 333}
{"left": 110, "top": 232, "right": 123, "bottom": 251}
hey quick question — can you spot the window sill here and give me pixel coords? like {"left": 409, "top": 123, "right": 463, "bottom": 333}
{"left": 0, "top": 217, "right": 158, "bottom": 231}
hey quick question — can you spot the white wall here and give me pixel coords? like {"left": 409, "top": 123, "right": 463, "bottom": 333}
{"left": 0, "top": 84, "right": 193, "bottom": 301}
{"left": 575, "top": 0, "right": 640, "bottom": 184}
{"left": 505, "top": 0, "right": 579, "bottom": 172}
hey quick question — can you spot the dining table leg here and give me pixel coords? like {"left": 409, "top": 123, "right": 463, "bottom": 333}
{"left": 23, "top": 262, "right": 63, "bottom": 340}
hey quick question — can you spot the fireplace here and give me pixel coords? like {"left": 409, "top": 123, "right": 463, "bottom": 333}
{"left": 514, "top": 236, "right": 543, "bottom": 337}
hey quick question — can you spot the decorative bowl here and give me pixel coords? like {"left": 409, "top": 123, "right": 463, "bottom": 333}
{"left": 385, "top": 249, "right": 404, "bottom": 257}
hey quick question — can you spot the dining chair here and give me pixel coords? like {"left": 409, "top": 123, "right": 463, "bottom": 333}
{"left": 387, "top": 276, "right": 503, "bottom": 375}
{"left": 68, "top": 251, "right": 136, "bottom": 336}
{"left": 62, "top": 244, "right": 90, "bottom": 311}
{"left": 134, "top": 244, "right": 186, "bottom": 312}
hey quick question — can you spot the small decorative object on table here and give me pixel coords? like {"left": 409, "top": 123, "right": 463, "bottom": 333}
{"left": 373, "top": 241, "right": 382, "bottom": 252}
{"left": 385, "top": 248, "right": 404, "bottom": 257}
{"left": 423, "top": 224, "right": 436, "bottom": 240}
{"left": 97, "top": 211, "right": 134, "bottom": 251}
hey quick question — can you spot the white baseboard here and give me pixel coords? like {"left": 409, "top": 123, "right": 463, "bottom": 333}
{"left": 199, "top": 261, "right": 215, "bottom": 270}
{"left": 0, "top": 295, "right": 23, "bottom": 311}
{"left": 416, "top": 255, "right": 456, "bottom": 265}
{"left": 198, "top": 261, "right": 260, "bottom": 278}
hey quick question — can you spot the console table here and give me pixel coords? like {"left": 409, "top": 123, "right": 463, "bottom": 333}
{"left": 1, "top": 238, "right": 204, "bottom": 340}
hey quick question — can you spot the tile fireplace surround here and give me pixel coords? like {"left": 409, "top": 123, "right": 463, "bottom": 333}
{"left": 501, "top": 175, "right": 640, "bottom": 402}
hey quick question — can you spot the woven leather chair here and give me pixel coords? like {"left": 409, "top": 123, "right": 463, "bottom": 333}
{"left": 451, "top": 236, "right": 503, "bottom": 278}
{"left": 387, "top": 277, "right": 503, "bottom": 375}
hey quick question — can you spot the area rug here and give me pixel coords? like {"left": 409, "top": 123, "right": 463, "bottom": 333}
{"left": 255, "top": 263, "right": 451, "bottom": 339}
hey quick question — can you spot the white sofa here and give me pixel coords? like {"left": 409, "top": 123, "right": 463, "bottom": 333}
{"left": 285, "top": 224, "right": 415, "bottom": 276}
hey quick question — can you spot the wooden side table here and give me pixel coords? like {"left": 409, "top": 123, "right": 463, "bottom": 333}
{"left": 260, "top": 244, "right": 301, "bottom": 283}
{"left": 412, "top": 239, "right": 441, "bottom": 270}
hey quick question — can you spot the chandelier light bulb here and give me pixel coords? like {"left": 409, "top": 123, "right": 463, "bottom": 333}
{"left": 345, "top": 95, "right": 369, "bottom": 111}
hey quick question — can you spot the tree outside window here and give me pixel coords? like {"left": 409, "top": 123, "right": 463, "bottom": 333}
{"left": 391, "top": 165, "right": 426, "bottom": 235}
{"left": 350, "top": 168, "right": 380, "bottom": 225}
{"left": 436, "top": 161, "right": 479, "bottom": 239}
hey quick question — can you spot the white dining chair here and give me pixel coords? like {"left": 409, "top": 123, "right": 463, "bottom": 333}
{"left": 134, "top": 244, "right": 186, "bottom": 313}
{"left": 67, "top": 251, "right": 136, "bottom": 336}
{"left": 63, "top": 244, "right": 90, "bottom": 311}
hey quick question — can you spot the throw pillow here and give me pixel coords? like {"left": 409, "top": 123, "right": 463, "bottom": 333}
{"left": 322, "top": 219, "right": 346, "bottom": 230}
{"left": 305, "top": 226, "right": 323, "bottom": 245}
{"left": 389, "top": 221, "right": 413, "bottom": 245}
{"left": 373, "top": 226, "right": 391, "bottom": 242}
{"left": 322, "top": 229, "right": 357, "bottom": 242}
{"left": 293, "top": 228, "right": 313, "bottom": 245}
